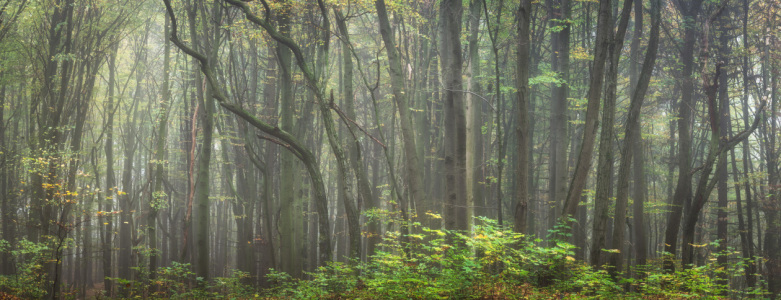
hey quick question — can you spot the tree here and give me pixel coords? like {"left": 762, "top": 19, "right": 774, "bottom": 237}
{"left": 663, "top": 0, "right": 704, "bottom": 273}
{"left": 607, "top": 0, "right": 661, "bottom": 275}
{"left": 514, "top": 0, "right": 531, "bottom": 234}
{"left": 440, "top": 0, "right": 467, "bottom": 233}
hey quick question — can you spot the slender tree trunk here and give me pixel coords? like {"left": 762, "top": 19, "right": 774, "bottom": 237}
{"left": 149, "top": 13, "right": 172, "bottom": 284}
{"left": 602, "top": 0, "right": 635, "bottom": 272}
{"left": 102, "top": 44, "right": 118, "bottom": 297}
{"left": 466, "top": 0, "right": 484, "bottom": 222}
{"left": 715, "top": 8, "right": 731, "bottom": 289}
{"left": 514, "top": 0, "right": 531, "bottom": 234}
{"left": 548, "top": 0, "right": 570, "bottom": 235}
{"left": 608, "top": 0, "right": 659, "bottom": 276}
{"left": 440, "top": 0, "right": 468, "bottom": 233}
{"left": 275, "top": 0, "right": 299, "bottom": 277}
{"left": 374, "top": 0, "right": 425, "bottom": 221}
{"left": 630, "top": 0, "right": 648, "bottom": 276}
{"left": 763, "top": 33, "right": 781, "bottom": 293}
{"left": 561, "top": 0, "right": 626, "bottom": 233}
{"left": 663, "top": 0, "right": 703, "bottom": 273}
{"left": 740, "top": 0, "right": 757, "bottom": 287}
{"left": 334, "top": 9, "right": 378, "bottom": 259}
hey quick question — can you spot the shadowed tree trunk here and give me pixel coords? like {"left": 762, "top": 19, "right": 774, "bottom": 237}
{"left": 560, "top": 0, "right": 615, "bottom": 231}
{"left": 440, "top": 0, "right": 468, "bottom": 233}
{"left": 374, "top": 0, "right": 424, "bottom": 227}
{"left": 514, "top": 0, "right": 531, "bottom": 234}
{"left": 663, "top": 0, "right": 703, "bottom": 273}
{"left": 547, "top": 0, "right": 570, "bottom": 235}
{"left": 466, "top": 0, "right": 484, "bottom": 222}
{"left": 607, "top": 0, "right": 660, "bottom": 276}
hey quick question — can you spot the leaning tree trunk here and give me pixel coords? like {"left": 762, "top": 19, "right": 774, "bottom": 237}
{"left": 560, "top": 0, "right": 624, "bottom": 233}
{"left": 607, "top": 0, "right": 659, "bottom": 276}
{"left": 374, "top": 0, "right": 424, "bottom": 226}
{"left": 663, "top": 0, "right": 704, "bottom": 273}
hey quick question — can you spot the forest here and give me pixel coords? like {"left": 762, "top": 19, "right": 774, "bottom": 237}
{"left": 0, "top": 0, "right": 779, "bottom": 298}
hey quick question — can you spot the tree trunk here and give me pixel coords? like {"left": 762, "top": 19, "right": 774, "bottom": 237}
{"left": 715, "top": 7, "right": 730, "bottom": 289}
{"left": 374, "top": 0, "right": 424, "bottom": 227}
{"left": 466, "top": 0, "right": 484, "bottom": 222}
{"left": 334, "top": 8, "right": 378, "bottom": 259}
{"left": 630, "top": 0, "right": 648, "bottom": 276}
{"left": 275, "top": 1, "right": 299, "bottom": 277}
{"left": 739, "top": 0, "right": 757, "bottom": 287}
{"left": 561, "top": 0, "right": 624, "bottom": 232}
{"left": 663, "top": 0, "right": 703, "bottom": 273}
{"left": 149, "top": 13, "right": 172, "bottom": 284}
{"left": 514, "top": 0, "right": 531, "bottom": 234}
{"left": 440, "top": 0, "right": 468, "bottom": 233}
{"left": 548, "top": 0, "right": 570, "bottom": 235}
{"left": 607, "top": 0, "right": 659, "bottom": 276}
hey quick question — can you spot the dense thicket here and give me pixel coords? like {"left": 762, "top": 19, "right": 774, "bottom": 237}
{"left": 0, "top": 0, "right": 779, "bottom": 298}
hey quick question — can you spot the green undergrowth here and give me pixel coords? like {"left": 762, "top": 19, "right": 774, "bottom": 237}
{"left": 262, "top": 217, "right": 766, "bottom": 299}
{"left": 0, "top": 218, "right": 766, "bottom": 299}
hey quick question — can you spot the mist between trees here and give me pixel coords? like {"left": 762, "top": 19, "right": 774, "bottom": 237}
{"left": 0, "top": 0, "right": 779, "bottom": 298}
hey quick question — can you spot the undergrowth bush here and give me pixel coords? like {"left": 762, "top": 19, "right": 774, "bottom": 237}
{"left": 263, "top": 217, "right": 767, "bottom": 299}
{"left": 0, "top": 216, "right": 761, "bottom": 299}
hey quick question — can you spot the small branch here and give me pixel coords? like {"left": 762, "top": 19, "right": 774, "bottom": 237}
{"left": 329, "top": 100, "right": 387, "bottom": 149}
{"left": 439, "top": 83, "right": 497, "bottom": 112}
{"left": 256, "top": 133, "right": 304, "bottom": 162}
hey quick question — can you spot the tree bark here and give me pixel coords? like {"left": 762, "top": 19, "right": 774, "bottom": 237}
{"left": 374, "top": 0, "right": 425, "bottom": 225}
{"left": 607, "top": 0, "right": 659, "bottom": 275}
{"left": 466, "top": 0, "right": 484, "bottom": 222}
{"left": 514, "top": 0, "right": 532, "bottom": 234}
{"left": 548, "top": 0, "right": 570, "bottom": 235}
{"left": 663, "top": 0, "right": 703, "bottom": 273}
{"left": 440, "top": 0, "right": 468, "bottom": 233}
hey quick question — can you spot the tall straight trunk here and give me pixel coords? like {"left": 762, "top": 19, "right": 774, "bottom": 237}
{"left": 257, "top": 44, "right": 277, "bottom": 286}
{"left": 602, "top": 0, "right": 634, "bottom": 271}
{"left": 102, "top": 44, "right": 118, "bottom": 297}
{"left": 119, "top": 74, "right": 140, "bottom": 289}
{"left": 630, "top": 0, "right": 648, "bottom": 272}
{"left": 561, "top": 0, "right": 624, "bottom": 231}
{"left": 715, "top": 8, "right": 730, "bottom": 289}
{"left": 764, "top": 36, "right": 781, "bottom": 293}
{"left": 440, "top": 0, "right": 468, "bottom": 233}
{"left": 663, "top": 0, "right": 704, "bottom": 273}
{"left": 514, "top": 0, "right": 531, "bottom": 234}
{"left": 119, "top": 23, "right": 150, "bottom": 288}
{"left": 193, "top": 0, "right": 222, "bottom": 282}
{"left": 740, "top": 0, "right": 757, "bottom": 287}
{"left": 466, "top": 0, "right": 484, "bottom": 221}
{"left": 149, "top": 13, "right": 172, "bottom": 283}
{"left": 679, "top": 29, "right": 764, "bottom": 267}
{"left": 483, "top": 0, "right": 504, "bottom": 227}
{"left": 275, "top": 1, "right": 299, "bottom": 277}
{"left": 69, "top": 58, "right": 100, "bottom": 296}
{"left": 548, "top": 0, "right": 570, "bottom": 234}
{"left": 374, "top": 0, "right": 424, "bottom": 220}
{"left": 334, "top": 9, "right": 377, "bottom": 258}
{"left": 608, "top": 0, "right": 659, "bottom": 275}
{"left": 591, "top": 0, "right": 627, "bottom": 263}
{"left": 0, "top": 85, "right": 9, "bottom": 276}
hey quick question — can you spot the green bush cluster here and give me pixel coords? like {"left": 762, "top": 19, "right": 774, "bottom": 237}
{"left": 0, "top": 217, "right": 765, "bottom": 299}
{"left": 0, "top": 239, "right": 50, "bottom": 298}
{"left": 263, "top": 217, "right": 766, "bottom": 299}
{"left": 106, "top": 261, "right": 256, "bottom": 299}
